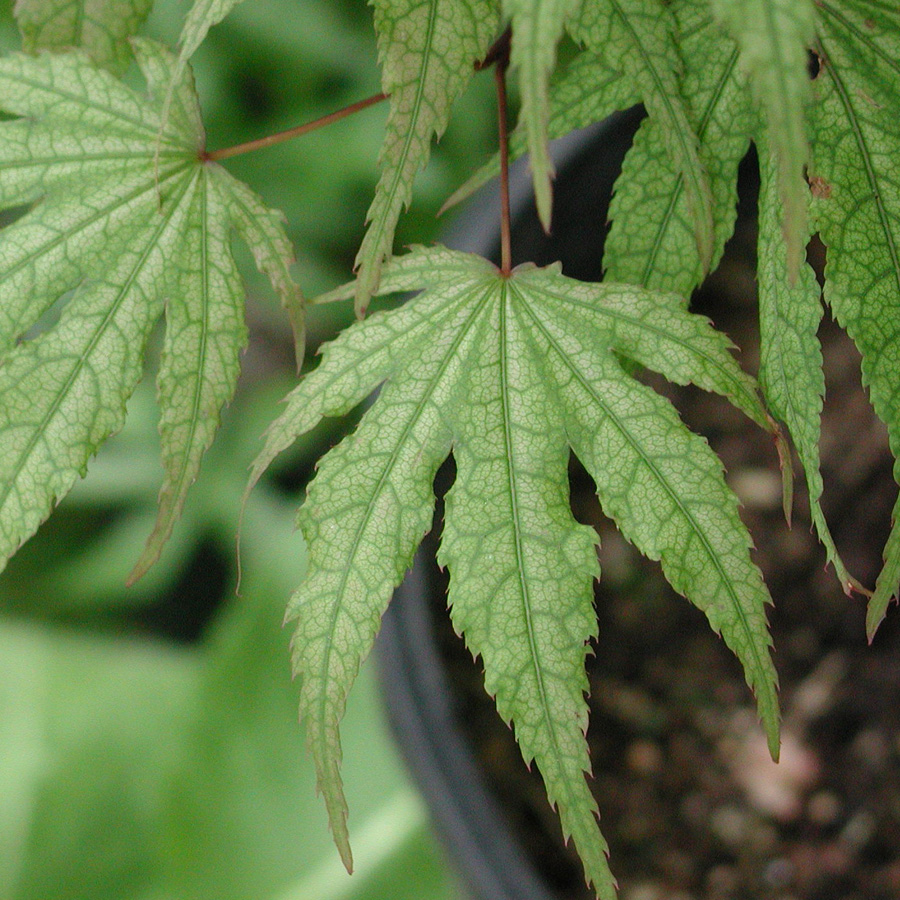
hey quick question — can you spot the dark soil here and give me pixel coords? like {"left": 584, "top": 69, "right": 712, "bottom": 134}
{"left": 424, "top": 135, "right": 900, "bottom": 900}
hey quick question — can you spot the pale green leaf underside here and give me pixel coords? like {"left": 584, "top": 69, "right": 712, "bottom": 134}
{"left": 0, "top": 41, "right": 301, "bottom": 579}
{"left": 604, "top": 0, "right": 753, "bottom": 296}
{"left": 811, "top": 0, "right": 900, "bottom": 634}
{"left": 253, "top": 247, "right": 780, "bottom": 894}
{"left": 710, "top": 0, "right": 814, "bottom": 278}
{"left": 14, "top": 0, "right": 152, "bottom": 73}
{"left": 354, "top": 0, "right": 498, "bottom": 314}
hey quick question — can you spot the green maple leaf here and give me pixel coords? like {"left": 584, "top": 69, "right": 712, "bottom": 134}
{"left": 14, "top": 0, "right": 153, "bottom": 73}
{"left": 810, "top": 0, "right": 900, "bottom": 635}
{"left": 0, "top": 40, "right": 303, "bottom": 579}
{"left": 248, "top": 246, "right": 780, "bottom": 896}
{"left": 353, "top": 0, "right": 499, "bottom": 314}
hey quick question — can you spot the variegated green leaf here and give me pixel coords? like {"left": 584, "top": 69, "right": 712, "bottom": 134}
{"left": 710, "top": 0, "right": 815, "bottom": 279}
{"left": 504, "top": 0, "right": 580, "bottom": 230}
{"left": 252, "top": 247, "right": 780, "bottom": 893}
{"left": 570, "top": 0, "right": 714, "bottom": 268}
{"left": 14, "top": 0, "right": 152, "bottom": 73}
{"left": 756, "top": 141, "right": 856, "bottom": 592}
{"left": 0, "top": 40, "right": 303, "bottom": 578}
{"left": 604, "top": 0, "right": 754, "bottom": 294}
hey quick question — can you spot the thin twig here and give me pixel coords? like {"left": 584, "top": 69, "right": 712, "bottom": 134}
{"left": 202, "top": 92, "right": 388, "bottom": 162}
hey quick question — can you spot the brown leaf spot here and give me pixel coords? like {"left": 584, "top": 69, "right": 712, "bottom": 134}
{"left": 809, "top": 176, "right": 832, "bottom": 199}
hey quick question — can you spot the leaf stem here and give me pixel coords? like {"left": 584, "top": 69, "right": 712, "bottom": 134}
{"left": 494, "top": 35, "right": 512, "bottom": 277}
{"left": 202, "top": 92, "right": 389, "bottom": 162}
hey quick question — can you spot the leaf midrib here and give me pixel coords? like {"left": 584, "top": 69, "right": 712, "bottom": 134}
{"left": 498, "top": 284, "right": 565, "bottom": 775}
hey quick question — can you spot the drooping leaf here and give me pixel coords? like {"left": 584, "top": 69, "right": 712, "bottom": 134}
{"left": 14, "top": 0, "right": 152, "bottom": 74}
{"left": 0, "top": 41, "right": 303, "bottom": 578}
{"left": 441, "top": 46, "right": 639, "bottom": 212}
{"left": 251, "top": 246, "right": 780, "bottom": 894}
{"left": 570, "top": 0, "right": 714, "bottom": 269}
{"left": 354, "top": 0, "right": 499, "bottom": 315}
{"left": 756, "top": 141, "right": 856, "bottom": 592}
{"left": 710, "top": 0, "right": 815, "bottom": 280}
{"left": 604, "top": 0, "right": 754, "bottom": 295}
{"left": 810, "top": 0, "right": 900, "bottom": 635}
{"left": 503, "top": 0, "right": 580, "bottom": 231}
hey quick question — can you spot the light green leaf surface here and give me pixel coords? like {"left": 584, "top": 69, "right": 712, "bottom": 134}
{"left": 354, "top": 0, "right": 498, "bottom": 314}
{"left": 756, "top": 142, "right": 855, "bottom": 591}
{"left": 571, "top": 0, "right": 714, "bottom": 269}
{"left": 14, "top": 0, "right": 152, "bottom": 73}
{"left": 604, "top": 0, "right": 754, "bottom": 295}
{"left": 504, "top": 0, "right": 579, "bottom": 231}
{"left": 710, "top": 0, "right": 815, "bottom": 278}
{"left": 253, "top": 247, "right": 780, "bottom": 895}
{"left": 0, "top": 41, "right": 302, "bottom": 578}
{"left": 810, "top": 0, "right": 900, "bottom": 635}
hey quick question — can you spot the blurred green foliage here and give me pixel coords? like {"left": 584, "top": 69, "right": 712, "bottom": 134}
{"left": 0, "top": 0, "right": 498, "bottom": 896}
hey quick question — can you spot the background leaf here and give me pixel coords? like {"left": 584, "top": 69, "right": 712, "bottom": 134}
{"left": 354, "top": 0, "right": 499, "bottom": 314}
{"left": 810, "top": 0, "right": 900, "bottom": 634}
{"left": 710, "top": 0, "right": 815, "bottom": 279}
{"left": 14, "top": 0, "right": 152, "bottom": 73}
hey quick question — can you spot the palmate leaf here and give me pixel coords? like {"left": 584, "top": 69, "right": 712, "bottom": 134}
{"left": 249, "top": 246, "right": 780, "bottom": 896}
{"left": 0, "top": 40, "right": 303, "bottom": 578}
{"left": 810, "top": 0, "right": 900, "bottom": 635}
{"left": 14, "top": 0, "right": 153, "bottom": 74}
{"left": 354, "top": 0, "right": 499, "bottom": 314}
